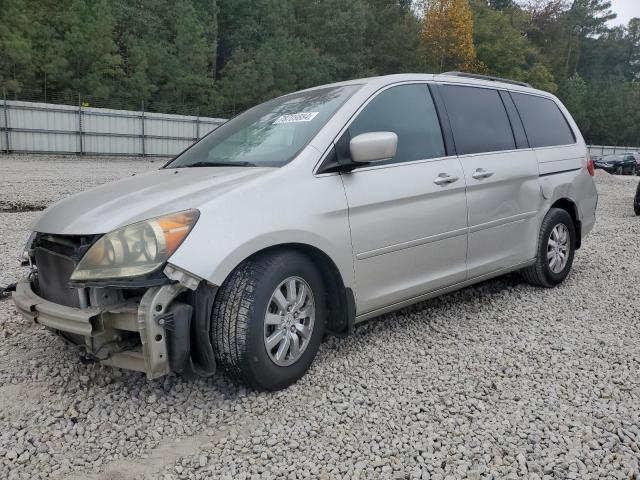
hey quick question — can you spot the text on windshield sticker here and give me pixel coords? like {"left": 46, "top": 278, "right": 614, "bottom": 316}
{"left": 273, "top": 112, "right": 319, "bottom": 124}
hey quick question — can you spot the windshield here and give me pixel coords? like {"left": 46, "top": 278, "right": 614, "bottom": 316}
{"left": 602, "top": 155, "right": 622, "bottom": 161}
{"left": 167, "top": 85, "right": 360, "bottom": 168}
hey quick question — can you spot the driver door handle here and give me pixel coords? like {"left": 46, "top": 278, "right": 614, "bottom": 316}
{"left": 433, "top": 173, "right": 459, "bottom": 186}
{"left": 472, "top": 168, "right": 494, "bottom": 180}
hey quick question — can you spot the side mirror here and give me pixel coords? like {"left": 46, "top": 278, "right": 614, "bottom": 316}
{"left": 349, "top": 132, "right": 398, "bottom": 164}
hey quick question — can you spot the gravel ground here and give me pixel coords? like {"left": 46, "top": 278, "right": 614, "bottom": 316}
{"left": 1, "top": 154, "right": 639, "bottom": 480}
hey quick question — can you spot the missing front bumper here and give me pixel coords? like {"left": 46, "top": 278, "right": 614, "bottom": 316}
{"left": 12, "top": 279, "right": 186, "bottom": 379}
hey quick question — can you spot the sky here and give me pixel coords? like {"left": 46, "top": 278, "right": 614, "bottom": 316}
{"left": 607, "top": 0, "right": 640, "bottom": 26}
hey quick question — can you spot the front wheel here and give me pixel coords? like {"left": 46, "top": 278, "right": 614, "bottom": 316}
{"left": 522, "top": 208, "right": 576, "bottom": 288}
{"left": 211, "top": 250, "right": 325, "bottom": 390}
{"left": 616, "top": 166, "right": 623, "bottom": 175}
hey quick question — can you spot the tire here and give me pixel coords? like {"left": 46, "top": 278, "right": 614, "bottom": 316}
{"left": 211, "top": 250, "right": 326, "bottom": 390}
{"left": 522, "top": 208, "right": 576, "bottom": 288}
{"left": 616, "top": 166, "right": 623, "bottom": 175}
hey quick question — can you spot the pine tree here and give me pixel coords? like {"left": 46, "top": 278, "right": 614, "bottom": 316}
{"left": 173, "top": 0, "right": 211, "bottom": 110}
{"left": 0, "top": 0, "right": 33, "bottom": 93}
{"left": 559, "top": 73, "right": 589, "bottom": 131}
{"left": 470, "top": 0, "right": 557, "bottom": 91}
{"left": 63, "top": 0, "right": 123, "bottom": 102}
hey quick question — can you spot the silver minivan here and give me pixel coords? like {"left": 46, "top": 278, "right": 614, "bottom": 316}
{"left": 14, "top": 73, "right": 598, "bottom": 390}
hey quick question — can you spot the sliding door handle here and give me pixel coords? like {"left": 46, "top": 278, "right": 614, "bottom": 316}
{"left": 433, "top": 173, "right": 459, "bottom": 186}
{"left": 472, "top": 168, "right": 494, "bottom": 180}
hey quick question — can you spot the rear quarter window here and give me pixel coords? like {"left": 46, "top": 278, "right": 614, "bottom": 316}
{"left": 511, "top": 93, "right": 576, "bottom": 148}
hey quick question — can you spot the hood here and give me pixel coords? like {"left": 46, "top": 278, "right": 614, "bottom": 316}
{"left": 33, "top": 166, "right": 275, "bottom": 235}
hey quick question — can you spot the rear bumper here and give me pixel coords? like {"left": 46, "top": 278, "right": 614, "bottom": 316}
{"left": 12, "top": 279, "right": 184, "bottom": 378}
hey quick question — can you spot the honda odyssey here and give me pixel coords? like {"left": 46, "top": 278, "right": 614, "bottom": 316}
{"left": 14, "top": 72, "right": 598, "bottom": 390}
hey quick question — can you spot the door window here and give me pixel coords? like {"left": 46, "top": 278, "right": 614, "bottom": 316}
{"left": 348, "top": 84, "right": 445, "bottom": 165}
{"left": 440, "top": 85, "right": 516, "bottom": 155}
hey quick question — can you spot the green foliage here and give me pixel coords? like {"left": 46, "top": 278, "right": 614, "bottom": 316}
{"left": 559, "top": 74, "right": 589, "bottom": 131}
{"left": 471, "top": 0, "right": 557, "bottom": 91}
{"left": 63, "top": 0, "right": 123, "bottom": 100}
{"left": 0, "top": 0, "right": 33, "bottom": 92}
{"left": 0, "top": 0, "right": 637, "bottom": 144}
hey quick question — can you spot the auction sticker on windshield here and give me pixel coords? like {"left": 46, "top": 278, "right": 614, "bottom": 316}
{"left": 273, "top": 112, "right": 319, "bottom": 124}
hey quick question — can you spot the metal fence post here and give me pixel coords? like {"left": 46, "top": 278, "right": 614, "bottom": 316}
{"left": 2, "top": 88, "right": 9, "bottom": 153}
{"left": 195, "top": 108, "right": 200, "bottom": 143}
{"left": 141, "top": 101, "right": 146, "bottom": 157}
{"left": 78, "top": 93, "right": 84, "bottom": 155}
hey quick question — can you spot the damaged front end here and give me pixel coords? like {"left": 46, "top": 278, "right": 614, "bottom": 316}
{"left": 13, "top": 232, "right": 217, "bottom": 379}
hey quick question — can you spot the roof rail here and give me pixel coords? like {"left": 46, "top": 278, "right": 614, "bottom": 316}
{"left": 442, "top": 71, "right": 531, "bottom": 88}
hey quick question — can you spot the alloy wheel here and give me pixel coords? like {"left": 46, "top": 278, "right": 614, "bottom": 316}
{"left": 263, "top": 276, "right": 315, "bottom": 367}
{"left": 547, "top": 223, "right": 570, "bottom": 274}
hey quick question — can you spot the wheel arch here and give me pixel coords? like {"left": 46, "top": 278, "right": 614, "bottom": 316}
{"left": 550, "top": 198, "right": 582, "bottom": 249}
{"left": 223, "top": 243, "right": 355, "bottom": 338}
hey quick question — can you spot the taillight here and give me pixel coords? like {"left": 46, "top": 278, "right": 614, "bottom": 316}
{"left": 587, "top": 158, "right": 595, "bottom": 176}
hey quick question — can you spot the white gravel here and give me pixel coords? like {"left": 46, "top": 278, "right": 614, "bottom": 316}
{"left": 1, "top": 155, "right": 639, "bottom": 480}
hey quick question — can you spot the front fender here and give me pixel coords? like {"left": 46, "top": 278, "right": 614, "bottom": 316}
{"left": 167, "top": 152, "right": 354, "bottom": 290}
{"left": 177, "top": 230, "right": 354, "bottom": 289}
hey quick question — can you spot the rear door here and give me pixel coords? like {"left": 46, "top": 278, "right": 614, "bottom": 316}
{"left": 438, "top": 84, "right": 541, "bottom": 278}
{"left": 338, "top": 83, "right": 468, "bottom": 314}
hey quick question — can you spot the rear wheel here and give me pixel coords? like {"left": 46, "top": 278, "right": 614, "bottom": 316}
{"left": 211, "top": 250, "right": 325, "bottom": 390}
{"left": 522, "top": 208, "right": 575, "bottom": 288}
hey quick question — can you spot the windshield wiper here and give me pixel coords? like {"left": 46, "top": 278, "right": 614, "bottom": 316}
{"left": 177, "top": 161, "right": 257, "bottom": 168}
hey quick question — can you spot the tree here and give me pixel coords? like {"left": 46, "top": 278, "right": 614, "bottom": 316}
{"left": 620, "top": 83, "right": 640, "bottom": 145}
{"left": 172, "top": 0, "right": 212, "bottom": 109}
{"left": 1, "top": 0, "right": 638, "bottom": 147}
{"left": 470, "top": 0, "right": 557, "bottom": 91}
{"left": 215, "top": 36, "right": 335, "bottom": 114}
{"left": 626, "top": 18, "right": 640, "bottom": 79}
{"left": 558, "top": 73, "right": 588, "bottom": 132}
{"left": 523, "top": 0, "right": 568, "bottom": 79}
{"left": 26, "top": 0, "right": 72, "bottom": 100}
{"left": 63, "top": 0, "right": 123, "bottom": 102}
{"left": 422, "top": 0, "right": 478, "bottom": 72}
{"left": 292, "top": 0, "right": 371, "bottom": 79}
{"left": 586, "top": 77, "right": 627, "bottom": 144}
{"left": 564, "top": 0, "right": 617, "bottom": 76}
{"left": 365, "top": 0, "right": 422, "bottom": 75}
{"left": 0, "top": 0, "right": 33, "bottom": 93}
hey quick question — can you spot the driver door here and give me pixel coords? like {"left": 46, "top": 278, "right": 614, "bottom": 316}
{"left": 339, "top": 84, "right": 468, "bottom": 315}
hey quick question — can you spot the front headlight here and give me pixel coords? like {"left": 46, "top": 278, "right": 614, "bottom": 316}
{"left": 71, "top": 210, "right": 199, "bottom": 281}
